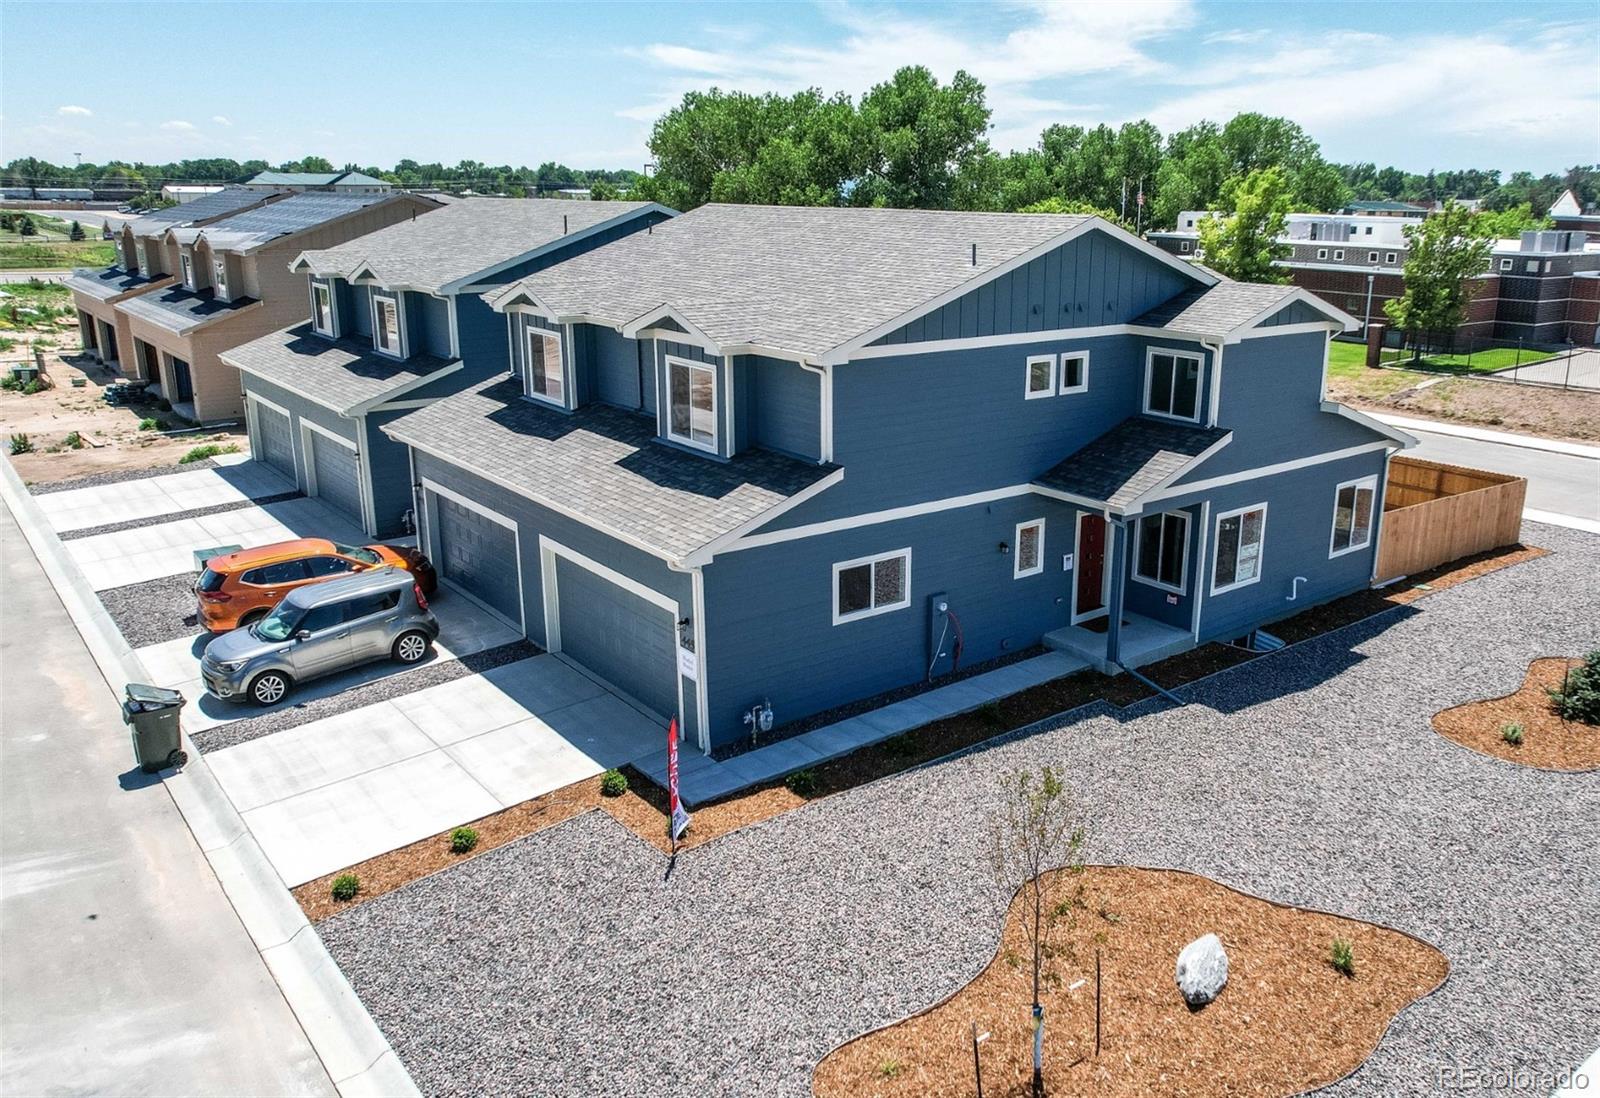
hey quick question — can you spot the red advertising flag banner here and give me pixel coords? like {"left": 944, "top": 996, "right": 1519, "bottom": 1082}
{"left": 667, "top": 718, "right": 691, "bottom": 842}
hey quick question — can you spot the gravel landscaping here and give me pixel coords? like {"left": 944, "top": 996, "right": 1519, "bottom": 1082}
{"left": 191, "top": 640, "right": 541, "bottom": 753}
{"left": 58, "top": 491, "right": 299, "bottom": 541}
{"left": 319, "top": 521, "right": 1600, "bottom": 1098}
{"left": 100, "top": 572, "right": 204, "bottom": 649}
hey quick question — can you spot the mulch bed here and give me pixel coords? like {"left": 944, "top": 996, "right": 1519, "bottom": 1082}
{"left": 296, "top": 542, "right": 1545, "bottom": 921}
{"left": 1433, "top": 657, "right": 1599, "bottom": 772}
{"left": 811, "top": 866, "right": 1449, "bottom": 1098}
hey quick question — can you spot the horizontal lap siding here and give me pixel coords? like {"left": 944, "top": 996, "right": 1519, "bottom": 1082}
{"left": 1121, "top": 502, "right": 1204, "bottom": 629}
{"left": 453, "top": 293, "right": 507, "bottom": 373}
{"left": 703, "top": 495, "right": 1081, "bottom": 746}
{"left": 364, "top": 410, "right": 418, "bottom": 536}
{"left": 414, "top": 292, "right": 452, "bottom": 359}
{"left": 745, "top": 354, "right": 821, "bottom": 462}
{"left": 1162, "top": 451, "right": 1388, "bottom": 643}
{"left": 409, "top": 450, "right": 700, "bottom": 745}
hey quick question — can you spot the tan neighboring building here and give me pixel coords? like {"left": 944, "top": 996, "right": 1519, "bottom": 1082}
{"left": 65, "top": 187, "right": 277, "bottom": 375}
{"left": 113, "top": 190, "right": 439, "bottom": 422}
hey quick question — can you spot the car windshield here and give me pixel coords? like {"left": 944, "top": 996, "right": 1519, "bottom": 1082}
{"left": 333, "top": 542, "right": 382, "bottom": 565}
{"left": 252, "top": 601, "right": 302, "bottom": 642}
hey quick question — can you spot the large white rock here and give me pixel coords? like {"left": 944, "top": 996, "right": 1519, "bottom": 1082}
{"left": 1175, "top": 933, "right": 1229, "bottom": 1007}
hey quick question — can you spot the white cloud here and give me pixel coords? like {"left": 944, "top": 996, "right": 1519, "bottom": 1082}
{"left": 212, "top": 115, "right": 232, "bottom": 126}
{"left": 160, "top": 119, "right": 197, "bottom": 131}
{"left": 57, "top": 105, "right": 93, "bottom": 117}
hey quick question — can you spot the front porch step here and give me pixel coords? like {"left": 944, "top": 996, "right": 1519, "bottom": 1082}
{"left": 1043, "top": 616, "right": 1196, "bottom": 675}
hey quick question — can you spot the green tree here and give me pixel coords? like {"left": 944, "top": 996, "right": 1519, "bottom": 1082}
{"left": 17, "top": 215, "right": 37, "bottom": 237}
{"left": 68, "top": 220, "right": 86, "bottom": 241}
{"left": 1384, "top": 200, "right": 1493, "bottom": 357}
{"left": 853, "top": 66, "right": 991, "bottom": 209}
{"left": 1195, "top": 167, "right": 1292, "bottom": 282}
{"left": 1473, "top": 202, "right": 1551, "bottom": 239}
{"left": 588, "top": 178, "right": 620, "bottom": 201}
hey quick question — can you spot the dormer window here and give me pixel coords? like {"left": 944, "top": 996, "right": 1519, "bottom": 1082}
{"left": 311, "top": 282, "right": 336, "bottom": 337}
{"left": 667, "top": 356, "right": 718, "bottom": 452}
{"left": 180, "top": 252, "right": 195, "bottom": 290}
{"left": 372, "top": 294, "right": 403, "bottom": 358}
{"left": 1144, "top": 349, "right": 1202, "bottom": 423}
{"left": 524, "top": 325, "right": 564, "bottom": 406}
{"left": 135, "top": 242, "right": 148, "bottom": 274}
{"left": 212, "top": 257, "right": 230, "bottom": 301}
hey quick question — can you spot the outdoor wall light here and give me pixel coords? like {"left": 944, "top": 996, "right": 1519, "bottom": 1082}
{"left": 998, "top": 541, "right": 1010, "bottom": 555}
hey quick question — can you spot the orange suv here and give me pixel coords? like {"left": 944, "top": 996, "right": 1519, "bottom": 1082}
{"left": 196, "top": 538, "right": 438, "bottom": 633}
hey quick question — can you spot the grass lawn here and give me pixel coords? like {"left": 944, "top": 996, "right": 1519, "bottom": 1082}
{"left": 0, "top": 240, "right": 116, "bottom": 270}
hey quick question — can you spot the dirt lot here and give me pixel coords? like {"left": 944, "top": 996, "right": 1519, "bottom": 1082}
{"left": 1327, "top": 367, "right": 1600, "bottom": 443}
{"left": 1, "top": 349, "right": 247, "bottom": 484}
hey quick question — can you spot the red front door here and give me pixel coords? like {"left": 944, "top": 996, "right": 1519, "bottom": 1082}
{"left": 1075, "top": 514, "right": 1107, "bottom": 620}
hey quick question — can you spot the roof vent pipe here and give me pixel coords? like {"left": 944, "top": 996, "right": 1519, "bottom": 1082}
{"left": 971, "top": 243, "right": 977, "bottom": 266}
{"left": 563, "top": 214, "right": 568, "bottom": 235}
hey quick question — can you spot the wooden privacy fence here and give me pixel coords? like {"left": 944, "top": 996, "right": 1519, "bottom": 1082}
{"left": 1376, "top": 456, "right": 1526, "bottom": 580}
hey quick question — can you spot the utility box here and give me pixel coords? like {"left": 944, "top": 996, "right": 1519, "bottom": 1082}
{"left": 121, "top": 683, "right": 188, "bottom": 773}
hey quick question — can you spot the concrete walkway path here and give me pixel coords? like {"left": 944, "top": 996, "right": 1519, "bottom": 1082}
{"left": 0, "top": 502, "right": 335, "bottom": 1096}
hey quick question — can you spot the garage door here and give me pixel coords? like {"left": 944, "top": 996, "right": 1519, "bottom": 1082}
{"left": 308, "top": 429, "right": 363, "bottom": 523}
{"left": 432, "top": 493, "right": 521, "bottom": 626}
{"left": 253, "top": 401, "right": 295, "bottom": 479}
{"left": 554, "top": 556, "right": 677, "bottom": 720}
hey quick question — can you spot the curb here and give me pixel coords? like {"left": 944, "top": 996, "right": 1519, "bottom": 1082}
{"left": 1372, "top": 413, "right": 1600, "bottom": 460}
{"left": 0, "top": 458, "right": 419, "bottom": 1098}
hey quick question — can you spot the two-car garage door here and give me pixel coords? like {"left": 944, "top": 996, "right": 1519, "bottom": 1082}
{"left": 254, "top": 401, "right": 296, "bottom": 480}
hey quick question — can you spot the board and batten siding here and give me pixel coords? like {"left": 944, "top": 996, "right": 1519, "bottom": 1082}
{"left": 408, "top": 449, "right": 700, "bottom": 746}
{"left": 869, "top": 231, "right": 1196, "bottom": 346}
{"left": 702, "top": 493, "right": 1081, "bottom": 743}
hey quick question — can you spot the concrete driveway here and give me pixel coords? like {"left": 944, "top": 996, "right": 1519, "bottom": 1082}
{"left": 36, "top": 452, "right": 295, "bottom": 533}
{"left": 206, "top": 654, "right": 666, "bottom": 886}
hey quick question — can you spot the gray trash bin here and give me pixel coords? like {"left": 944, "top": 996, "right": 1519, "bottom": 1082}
{"left": 122, "top": 683, "right": 188, "bottom": 773}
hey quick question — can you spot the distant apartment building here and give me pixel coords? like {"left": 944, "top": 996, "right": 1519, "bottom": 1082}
{"left": 1550, "top": 187, "right": 1600, "bottom": 243}
{"left": 162, "top": 184, "right": 226, "bottom": 204}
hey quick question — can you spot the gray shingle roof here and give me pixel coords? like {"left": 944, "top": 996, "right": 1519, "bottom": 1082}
{"left": 297, "top": 198, "right": 658, "bottom": 294}
{"left": 493, "top": 204, "right": 1109, "bottom": 358}
{"left": 127, "top": 187, "right": 273, "bottom": 236}
{"left": 221, "top": 323, "right": 455, "bottom": 416}
{"left": 171, "top": 192, "right": 418, "bottom": 253}
{"left": 383, "top": 376, "right": 839, "bottom": 560}
{"left": 64, "top": 265, "right": 160, "bottom": 302}
{"left": 1133, "top": 281, "right": 1298, "bottom": 339}
{"left": 119, "top": 286, "right": 259, "bottom": 336}
{"left": 1034, "top": 417, "right": 1230, "bottom": 511}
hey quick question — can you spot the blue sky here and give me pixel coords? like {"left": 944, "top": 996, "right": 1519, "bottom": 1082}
{"left": 2, "top": 1, "right": 1595, "bottom": 175}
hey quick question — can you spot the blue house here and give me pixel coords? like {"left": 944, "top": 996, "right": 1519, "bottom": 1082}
{"left": 381, "top": 204, "right": 1414, "bottom": 754}
{"left": 220, "top": 198, "right": 674, "bottom": 536}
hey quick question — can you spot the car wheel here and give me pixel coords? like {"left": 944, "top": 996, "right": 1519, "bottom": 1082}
{"left": 249, "top": 671, "right": 291, "bottom": 707}
{"left": 393, "top": 631, "right": 431, "bottom": 664}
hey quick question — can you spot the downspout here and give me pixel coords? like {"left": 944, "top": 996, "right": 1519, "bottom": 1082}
{"left": 797, "top": 360, "right": 832, "bottom": 463}
{"left": 1115, "top": 662, "right": 1186, "bottom": 706}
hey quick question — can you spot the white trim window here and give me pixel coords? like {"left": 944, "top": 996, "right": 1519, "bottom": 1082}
{"left": 180, "top": 252, "right": 195, "bottom": 290}
{"left": 1025, "top": 354, "right": 1055, "bottom": 399}
{"left": 1014, "top": 519, "right": 1045, "bottom": 579}
{"left": 1329, "top": 475, "right": 1378, "bottom": 557}
{"left": 1211, "top": 502, "right": 1267, "bottom": 594}
{"left": 1144, "top": 349, "right": 1203, "bottom": 422}
{"left": 372, "top": 294, "right": 402, "bottom": 358}
{"left": 311, "top": 281, "right": 335, "bottom": 337}
{"left": 212, "top": 256, "right": 230, "bottom": 301}
{"left": 833, "top": 548, "right": 911, "bottom": 624}
{"left": 1333, "top": 249, "right": 1344, "bottom": 260}
{"left": 524, "top": 324, "right": 565, "bottom": 406}
{"left": 135, "top": 242, "right": 148, "bottom": 274}
{"left": 1180, "top": 240, "right": 1193, "bottom": 253}
{"left": 1498, "top": 257, "right": 1512, "bottom": 271}
{"left": 667, "top": 355, "right": 717, "bottom": 452}
{"left": 1316, "top": 248, "right": 1328, "bottom": 260}
{"left": 1367, "top": 251, "right": 1378, "bottom": 263}
{"left": 1386, "top": 252, "right": 1397, "bottom": 264}
{"left": 1134, "top": 510, "right": 1189, "bottom": 594}
{"left": 1058, "top": 351, "right": 1088, "bottom": 395}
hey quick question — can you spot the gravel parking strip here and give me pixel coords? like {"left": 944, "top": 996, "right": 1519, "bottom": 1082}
{"left": 26, "top": 458, "right": 218, "bottom": 494}
{"left": 319, "top": 521, "right": 1600, "bottom": 1098}
{"left": 101, "top": 572, "right": 204, "bottom": 649}
{"left": 59, "top": 492, "right": 300, "bottom": 541}
{"left": 191, "top": 640, "right": 542, "bottom": 754}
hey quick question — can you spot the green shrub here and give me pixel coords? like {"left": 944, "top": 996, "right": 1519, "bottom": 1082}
{"left": 329, "top": 874, "right": 360, "bottom": 902}
{"left": 9, "top": 433, "right": 32, "bottom": 455}
{"left": 0, "top": 336, "right": 15, "bottom": 352}
{"left": 69, "top": 220, "right": 86, "bottom": 242}
{"left": 21, "top": 379, "right": 47, "bottom": 395}
{"left": 138, "top": 417, "right": 159, "bottom": 431}
{"left": 599, "top": 768, "right": 628, "bottom": 797}
{"left": 0, "top": 375, "right": 19, "bottom": 392}
{"left": 877, "top": 1059, "right": 902, "bottom": 1079}
{"left": 784, "top": 768, "right": 818, "bottom": 797}
{"left": 1330, "top": 938, "right": 1355, "bottom": 977}
{"left": 1500, "top": 722, "right": 1524, "bottom": 746}
{"left": 63, "top": 430, "right": 84, "bottom": 449}
{"left": 1548, "top": 652, "right": 1600, "bottom": 725}
{"left": 449, "top": 826, "right": 479, "bottom": 854}
{"left": 179, "top": 442, "right": 239, "bottom": 464}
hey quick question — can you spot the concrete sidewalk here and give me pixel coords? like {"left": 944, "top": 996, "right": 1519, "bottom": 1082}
{"left": 0, "top": 503, "right": 335, "bottom": 1096}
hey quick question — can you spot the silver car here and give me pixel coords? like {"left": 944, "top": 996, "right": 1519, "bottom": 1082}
{"left": 202, "top": 567, "right": 439, "bottom": 706}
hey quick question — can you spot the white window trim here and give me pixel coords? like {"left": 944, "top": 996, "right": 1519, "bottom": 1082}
{"left": 1057, "top": 350, "right": 1089, "bottom": 396}
{"left": 1328, "top": 474, "right": 1379, "bottom": 558}
{"left": 1131, "top": 510, "right": 1190, "bottom": 595}
{"left": 180, "top": 252, "right": 195, "bottom": 290}
{"left": 1367, "top": 251, "right": 1378, "bottom": 263}
{"left": 1386, "top": 252, "right": 1397, "bottom": 264}
{"left": 371, "top": 292, "right": 406, "bottom": 360}
{"left": 832, "top": 547, "right": 911, "bottom": 625}
{"left": 1333, "top": 249, "right": 1344, "bottom": 260}
{"left": 211, "top": 256, "right": 230, "bottom": 302}
{"left": 665, "top": 354, "right": 719, "bottom": 454}
{"left": 311, "top": 281, "right": 337, "bottom": 338}
{"left": 1024, "top": 354, "right": 1056, "bottom": 400}
{"left": 1210, "top": 502, "right": 1268, "bottom": 596}
{"left": 135, "top": 242, "right": 148, "bottom": 274}
{"left": 1143, "top": 347, "right": 1205, "bottom": 424}
{"left": 1316, "top": 248, "right": 1328, "bottom": 260}
{"left": 1014, "top": 518, "right": 1045, "bottom": 579}
{"left": 1499, "top": 257, "right": 1512, "bottom": 271}
{"left": 523, "top": 320, "right": 567, "bottom": 408}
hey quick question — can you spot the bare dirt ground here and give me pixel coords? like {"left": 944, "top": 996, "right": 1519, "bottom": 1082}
{"left": 1, "top": 347, "right": 247, "bottom": 484}
{"left": 1328, "top": 368, "right": 1600, "bottom": 443}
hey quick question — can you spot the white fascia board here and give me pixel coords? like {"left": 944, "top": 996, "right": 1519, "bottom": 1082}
{"left": 1228, "top": 287, "right": 1361, "bottom": 338}
{"left": 844, "top": 322, "right": 1131, "bottom": 362}
{"left": 817, "top": 218, "right": 1218, "bottom": 366}
{"left": 620, "top": 303, "right": 720, "bottom": 348}
{"left": 434, "top": 202, "right": 679, "bottom": 297}
{"left": 1230, "top": 320, "right": 1346, "bottom": 344}
{"left": 1123, "top": 432, "right": 1234, "bottom": 510}
{"left": 1141, "top": 441, "right": 1394, "bottom": 504}
{"left": 486, "top": 284, "right": 560, "bottom": 316}
{"left": 345, "top": 359, "right": 464, "bottom": 418}
{"left": 678, "top": 466, "right": 846, "bottom": 567}
{"left": 1319, "top": 400, "right": 1418, "bottom": 448}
